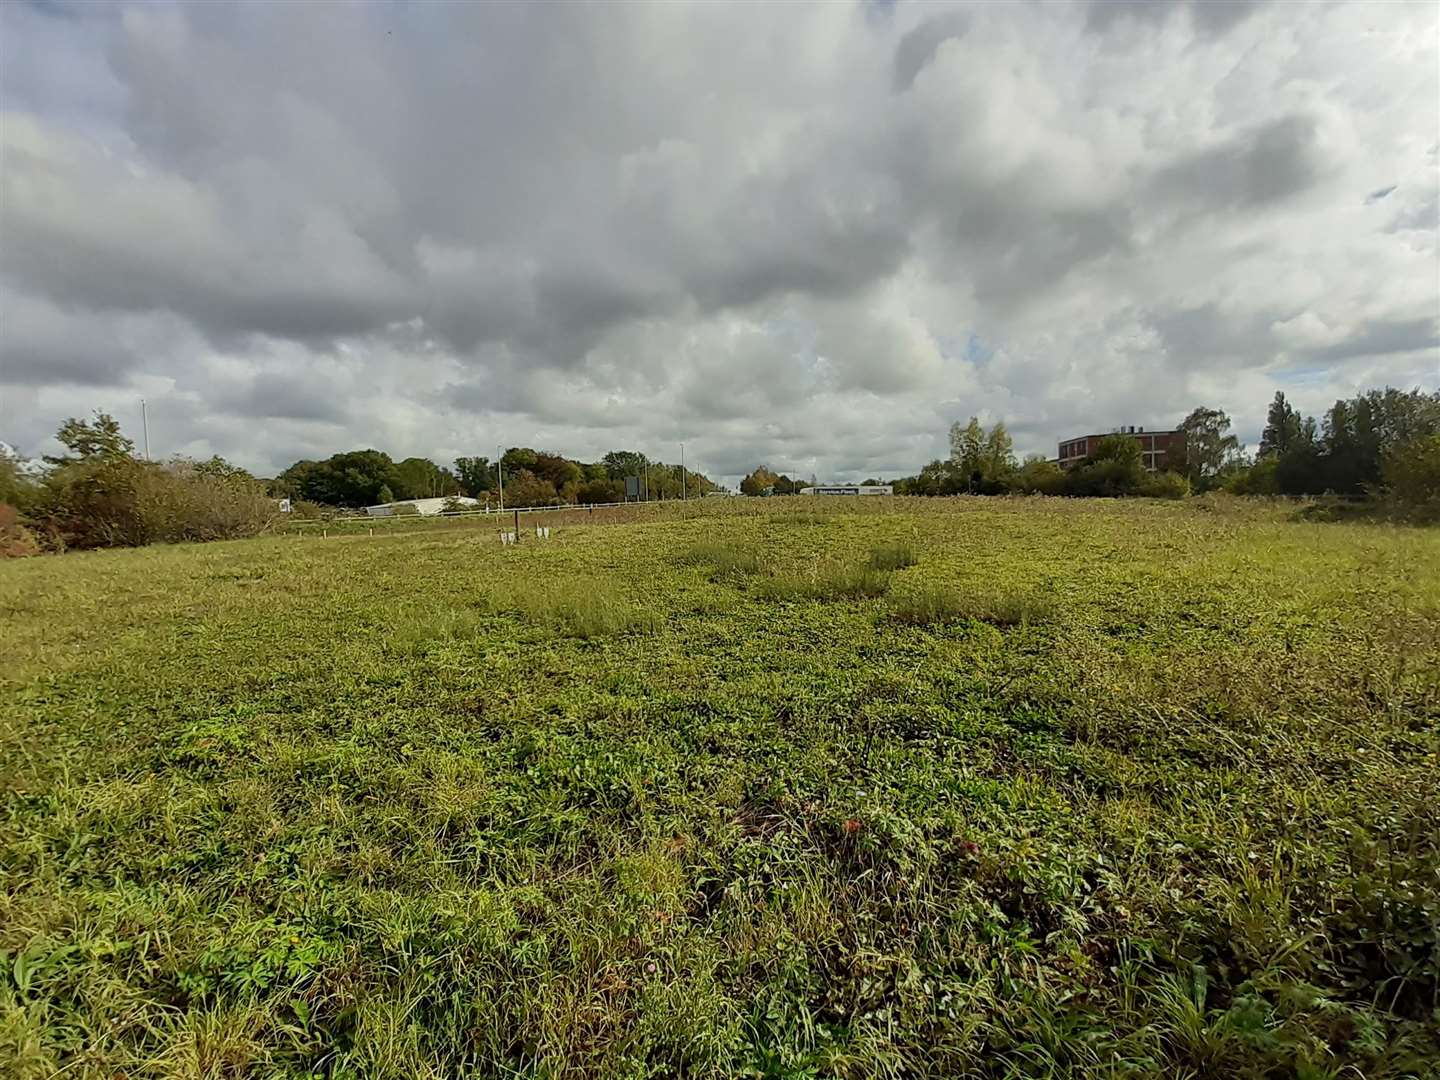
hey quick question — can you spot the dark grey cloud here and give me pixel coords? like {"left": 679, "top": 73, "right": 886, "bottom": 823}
{"left": 1304, "top": 317, "right": 1440, "bottom": 362}
{"left": 0, "top": 292, "right": 132, "bottom": 387}
{"left": 1150, "top": 115, "right": 1325, "bottom": 213}
{"left": 1366, "top": 184, "right": 1397, "bottom": 204}
{"left": 1150, "top": 303, "right": 1287, "bottom": 368}
{"left": 208, "top": 372, "right": 349, "bottom": 424}
{"left": 893, "top": 11, "right": 971, "bottom": 92}
{"left": 1086, "top": 0, "right": 1263, "bottom": 38}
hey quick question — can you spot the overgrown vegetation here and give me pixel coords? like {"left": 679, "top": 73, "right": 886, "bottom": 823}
{"left": 3, "top": 413, "right": 277, "bottom": 553}
{"left": 867, "top": 541, "right": 919, "bottom": 571}
{"left": 887, "top": 583, "right": 1054, "bottom": 628}
{"left": 754, "top": 561, "right": 893, "bottom": 601}
{"left": 277, "top": 445, "right": 718, "bottom": 509}
{"left": 1, "top": 499, "right": 1436, "bottom": 1076}
{"left": 493, "top": 578, "right": 657, "bottom": 638}
{"left": 679, "top": 541, "right": 764, "bottom": 579}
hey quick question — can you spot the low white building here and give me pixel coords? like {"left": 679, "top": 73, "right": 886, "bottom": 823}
{"left": 800, "top": 484, "right": 893, "bottom": 496}
{"left": 364, "top": 496, "right": 480, "bottom": 517}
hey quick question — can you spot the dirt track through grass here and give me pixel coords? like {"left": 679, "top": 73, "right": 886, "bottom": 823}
{"left": 2, "top": 498, "right": 1437, "bottom": 1078}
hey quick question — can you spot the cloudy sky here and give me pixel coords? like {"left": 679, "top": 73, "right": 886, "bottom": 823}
{"left": 1, "top": 0, "right": 1436, "bottom": 484}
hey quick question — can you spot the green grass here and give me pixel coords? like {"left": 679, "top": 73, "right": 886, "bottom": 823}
{"left": 753, "top": 560, "right": 893, "bottom": 601}
{"left": 493, "top": 578, "right": 657, "bottom": 638}
{"left": 678, "top": 540, "right": 764, "bottom": 579}
{"left": 867, "top": 541, "right": 919, "bottom": 571}
{"left": 888, "top": 583, "right": 1054, "bottom": 627}
{"left": 2, "top": 497, "right": 1438, "bottom": 1078}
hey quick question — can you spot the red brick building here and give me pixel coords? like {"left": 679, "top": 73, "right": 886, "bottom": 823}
{"left": 1057, "top": 427, "right": 1179, "bottom": 472}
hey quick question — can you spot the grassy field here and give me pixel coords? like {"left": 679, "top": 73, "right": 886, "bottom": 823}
{"left": 2, "top": 497, "right": 1437, "bottom": 1079}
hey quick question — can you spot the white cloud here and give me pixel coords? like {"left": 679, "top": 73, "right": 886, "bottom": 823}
{"left": 0, "top": 0, "right": 1435, "bottom": 484}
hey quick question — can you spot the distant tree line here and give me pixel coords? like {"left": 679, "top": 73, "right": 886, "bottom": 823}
{"left": 880, "top": 416, "right": 1192, "bottom": 499}
{"left": 5, "top": 382, "right": 1437, "bottom": 556}
{"left": 1227, "top": 388, "right": 1440, "bottom": 503}
{"left": 270, "top": 446, "right": 717, "bottom": 509}
{"left": 737, "top": 385, "right": 1437, "bottom": 511}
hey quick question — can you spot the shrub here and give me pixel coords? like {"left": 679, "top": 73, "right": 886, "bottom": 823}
{"left": 888, "top": 585, "right": 1053, "bottom": 628}
{"left": 31, "top": 455, "right": 150, "bottom": 549}
{"left": 1382, "top": 435, "right": 1440, "bottom": 511}
{"left": 389, "top": 502, "right": 422, "bottom": 516}
{"left": 0, "top": 503, "right": 42, "bottom": 558}
{"left": 0, "top": 449, "right": 39, "bottom": 511}
{"left": 756, "top": 563, "right": 892, "bottom": 601}
{"left": 31, "top": 458, "right": 277, "bottom": 549}
{"left": 133, "top": 465, "right": 280, "bottom": 542}
{"left": 868, "top": 543, "right": 918, "bottom": 571}
{"left": 1136, "top": 471, "right": 1191, "bottom": 499}
{"left": 1225, "top": 457, "right": 1280, "bottom": 496}
{"left": 504, "top": 469, "right": 561, "bottom": 507}
{"left": 287, "top": 499, "right": 333, "bottom": 520}
{"left": 575, "top": 478, "right": 623, "bottom": 504}
{"left": 1014, "top": 457, "right": 1066, "bottom": 495}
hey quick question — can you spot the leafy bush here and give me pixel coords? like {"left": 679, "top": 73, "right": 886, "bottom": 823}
{"left": 1136, "top": 471, "right": 1191, "bottom": 499}
{"left": 30, "top": 455, "right": 150, "bottom": 549}
{"left": 1382, "top": 435, "right": 1440, "bottom": 511}
{"left": 1, "top": 448, "right": 39, "bottom": 511}
{"left": 867, "top": 542, "right": 919, "bottom": 571}
{"left": 31, "top": 458, "right": 277, "bottom": 549}
{"left": 1014, "top": 456, "right": 1067, "bottom": 495}
{"left": 575, "top": 478, "right": 623, "bottom": 504}
{"left": 389, "top": 502, "right": 422, "bottom": 516}
{"left": 504, "top": 469, "right": 562, "bottom": 507}
{"left": 888, "top": 585, "right": 1054, "bottom": 627}
{"left": 1225, "top": 456, "right": 1280, "bottom": 496}
{"left": 132, "top": 465, "right": 281, "bottom": 542}
{"left": 0, "top": 503, "right": 42, "bottom": 558}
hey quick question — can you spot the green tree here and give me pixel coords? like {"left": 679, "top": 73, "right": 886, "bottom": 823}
{"left": 503, "top": 469, "right": 559, "bottom": 507}
{"left": 1259, "top": 392, "right": 1306, "bottom": 459}
{"left": 377, "top": 484, "right": 395, "bottom": 505}
{"left": 1175, "top": 407, "right": 1241, "bottom": 489}
{"left": 454, "top": 456, "right": 495, "bottom": 495}
{"left": 276, "top": 450, "right": 399, "bottom": 507}
{"left": 48, "top": 411, "right": 134, "bottom": 463}
{"left": 533, "top": 452, "right": 583, "bottom": 493}
{"left": 601, "top": 450, "right": 650, "bottom": 480}
{"left": 740, "top": 466, "right": 779, "bottom": 496}
{"left": 392, "top": 457, "right": 460, "bottom": 500}
{"left": 192, "top": 456, "right": 254, "bottom": 484}
{"left": 1015, "top": 455, "right": 1064, "bottom": 494}
{"left": 576, "top": 478, "right": 623, "bottom": 504}
{"left": 982, "top": 421, "right": 1017, "bottom": 483}
{"left": 949, "top": 417, "right": 985, "bottom": 475}
{"left": 500, "top": 448, "right": 539, "bottom": 480}
{"left": 1064, "top": 435, "right": 1145, "bottom": 497}
{"left": 1382, "top": 435, "right": 1440, "bottom": 511}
